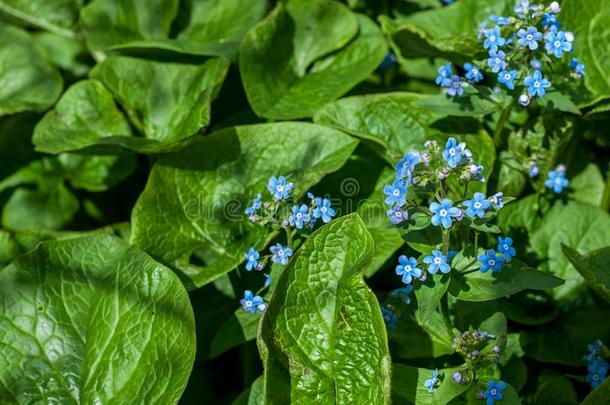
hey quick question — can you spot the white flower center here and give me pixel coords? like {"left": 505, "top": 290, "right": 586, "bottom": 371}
{"left": 276, "top": 185, "right": 284, "bottom": 192}
{"left": 554, "top": 41, "right": 561, "bottom": 47}
{"left": 555, "top": 178, "right": 562, "bottom": 184}
{"left": 489, "top": 259, "right": 496, "bottom": 266}
{"left": 490, "top": 35, "right": 496, "bottom": 41}
{"left": 405, "top": 265, "right": 412, "bottom": 272}
{"left": 534, "top": 81, "right": 541, "bottom": 88}
{"left": 321, "top": 207, "right": 327, "bottom": 213}
{"left": 495, "top": 58, "right": 501, "bottom": 64}
{"left": 278, "top": 250, "right": 284, "bottom": 256}
{"left": 527, "top": 34, "right": 533, "bottom": 40}
{"left": 491, "top": 389, "right": 497, "bottom": 395}
{"left": 449, "top": 148, "right": 456, "bottom": 156}
{"left": 245, "top": 301, "right": 252, "bottom": 308}
{"left": 393, "top": 189, "right": 400, "bottom": 196}
{"left": 440, "top": 209, "right": 448, "bottom": 217}
{"left": 296, "top": 213, "right": 302, "bottom": 219}
{"left": 434, "top": 257, "right": 442, "bottom": 264}
{"left": 504, "top": 244, "right": 509, "bottom": 251}
{"left": 474, "top": 202, "right": 482, "bottom": 208}
{"left": 504, "top": 73, "right": 511, "bottom": 80}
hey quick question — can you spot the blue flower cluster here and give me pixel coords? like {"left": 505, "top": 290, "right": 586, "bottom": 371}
{"left": 240, "top": 290, "right": 267, "bottom": 314}
{"left": 424, "top": 369, "right": 440, "bottom": 393}
{"left": 241, "top": 176, "right": 338, "bottom": 314}
{"left": 484, "top": 380, "right": 506, "bottom": 405}
{"left": 478, "top": 236, "right": 516, "bottom": 273}
{"left": 544, "top": 164, "right": 569, "bottom": 194}
{"left": 439, "top": 1, "right": 585, "bottom": 106}
{"left": 381, "top": 304, "right": 398, "bottom": 329}
{"left": 585, "top": 340, "right": 609, "bottom": 389}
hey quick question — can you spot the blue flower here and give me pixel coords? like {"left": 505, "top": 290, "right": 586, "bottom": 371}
{"left": 424, "top": 369, "right": 440, "bottom": 393}
{"left": 489, "top": 15, "right": 510, "bottom": 25}
{"left": 464, "top": 63, "right": 483, "bottom": 83}
{"left": 484, "top": 380, "right": 506, "bottom": 405}
{"left": 585, "top": 340, "right": 605, "bottom": 361}
{"left": 479, "top": 250, "right": 506, "bottom": 273}
{"left": 587, "top": 360, "right": 609, "bottom": 388}
{"left": 570, "top": 57, "right": 585, "bottom": 77}
{"left": 270, "top": 243, "right": 293, "bottom": 265}
{"left": 545, "top": 30, "right": 572, "bottom": 58}
{"left": 245, "top": 193, "right": 262, "bottom": 216}
{"left": 542, "top": 13, "right": 561, "bottom": 28}
{"left": 524, "top": 70, "right": 551, "bottom": 97}
{"left": 489, "top": 192, "right": 504, "bottom": 209}
{"left": 435, "top": 63, "right": 453, "bottom": 85}
{"left": 240, "top": 290, "right": 266, "bottom": 314}
{"left": 267, "top": 176, "right": 293, "bottom": 201}
{"left": 442, "top": 137, "right": 466, "bottom": 168}
{"left": 530, "top": 59, "right": 542, "bottom": 69}
{"left": 396, "top": 151, "right": 421, "bottom": 181}
{"left": 440, "top": 0, "right": 454, "bottom": 4}
{"left": 387, "top": 207, "right": 409, "bottom": 225}
{"left": 396, "top": 255, "right": 423, "bottom": 284}
{"left": 464, "top": 192, "right": 491, "bottom": 218}
{"left": 483, "top": 26, "right": 506, "bottom": 52}
{"left": 289, "top": 204, "right": 311, "bottom": 229}
{"left": 313, "top": 198, "right": 336, "bottom": 223}
{"left": 517, "top": 26, "right": 542, "bottom": 50}
{"left": 514, "top": 0, "right": 538, "bottom": 17}
{"left": 528, "top": 163, "right": 539, "bottom": 177}
{"left": 545, "top": 170, "right": 569, "bottom": 193}
{"left": 384, "top": 180, "right": 407, "bottom": 207}
{"left": 244, "top": 247, "right": 260, "bottom": 271}
{"left": 498, "top": 236, "right": 516, "bottom": 260}
{"left": 443, "top": 75, "right": 464, "bottom": 97}
{"left": 468, "top": 163, "right": 485, "bottom": 181}
{"left": 429, "top": 199, "right": 461, "bottom": 229}
{"left": 497, "top": 70, "right": 518, "bottom": 90}
{"left": 424, "top": 250, "right": 451, "bottom": 274}
{"left": 487, "top": 50, "right": 507, "bottom": 73}
{"left": 381, "top": 305, "right": 397, "bottom": 329}
{"left": 390, "top": 286, "right": 413, "bottom": 304}
{"left": 379, "top": 51, "right": 397, "bottom": 71}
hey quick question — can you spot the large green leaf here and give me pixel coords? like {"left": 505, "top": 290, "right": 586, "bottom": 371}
{"left": 381, "top": 0, "right": 511, "bottom": 61}
{"left": 448, "top": 259, "right": 564, "bottom": 302}
{"left": 258, "top": 214, "right": 391, "bottom": 404}
{"left": 521, "top": 306, "right": 610, "bottom": 366}
{"left": 240, "top": 0, "right": 387, "bottom": 119}
{"left": 530, "top": 201, "right": 610, "bottom": 301}
{"left": 33, "top": 80, "right": 133, "bottom": 154}
{"left": 562, "top": 0, "right": 610, "bottom": 105}
{"left": 389, "top": 311, "right": 454, "bottom": 360}
{"left": 0, "top": 23, "right": 63, "bottom": 116}
{"left": 0, "top": 0, "right": 82, "bottom": 37}
{"left": 210, "top": 309, "right": 259, "bottom": 357}
{"left": 562, "top": 244, "right": 610, "bottom": 303}
{"left": 80, "top": 0, "right": 266, "bottom": 59}
{"left": 233, "top": 376, "right": 264, "bottom": 405}
{"left": 86, "top": 56, "right": 229, "bottom": 153}
{"left": 582, "top": 378, "right": 610, "bottom": 405}
{"left": 0, "top": 235, "right": 195, "bottom": 402}
{"left": 130, "top": 122, "right": 358, "bottom": 286}
{"left": 568, "top": 163, "right": 605, "bottom": 208}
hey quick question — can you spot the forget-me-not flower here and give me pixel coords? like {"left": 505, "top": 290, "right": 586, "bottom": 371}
{"left": 517, "top": 26, "right": 543, "bottom": 50}
{"left": 387, "top": 207, "right": 408, "bottom": 225}
{"left": 487, "top": 50, "right": 507, "bottom": 73}
{"left": 479, "top": 250, "right": 505, "bottom": 273}
{"left": 390, "top": 286, "right": 413, "bottom": 304}
{"left": 497, "top": 70, "right": 518, "bottom": 90}
{"left": 245, "top": 193, "right": 262, "bottom": 217}
{"left": 435, "top": 63, "right": 453, "bottom": 85}
{"left": 267, "top": 176, "right": 293, "bottom": 200}
{"left": 545, "top": 169, "right": 569, "bottom": 193}
{"left": 489, "top": 192, "right": 504, "bottom": 209}
{"left": 464, "top": 192, "right": 491, "bottom": 218}
{"left": 484, "top": 26, "right": 506, "bottom": 52}
{"left": 270, "top": 243, "right": 293, "bottom": 265}
{"left": 442, "top": 137, "right": 466, "bottom": 168}
{"left": 498, "top": 236, "right": 516, "bottom": 260}
{"left": 444, "top": 75, "right": 464, "bottom": 97}
{"left": 424, "top": 250, "right": 451, "bottom": 274}
{"left": 289, "top": 204, "right": 311, "bottom": 229}
{"left": 241, "top": 290, "right": 266, "bottom": 314}
{"left": 484, "top": 380, "right": 506, "bottom": 405}
{"left": 464, "top": 63, "right": 483, "bottom": 83}
{"left": 424, "top": 369, "right": 440, "bottom": 393}
{"left": 381, "top": 305, "right": 397, "bottom": 329}
{"left": 396, "top": 255, "right": 423, "bottom": 284}
{"left": 430, "top": 199, "right": 461, "bottom": 229}
{"left": 571, "top": 58, "right": 586, "bottom": 77}
{"left": 396, "top": 151, "right": 421, "bottom": 181}
{"left": 313, "top": 198, "right": 336, "bottom": 223}
{"left": 384, "top": 180, "right": 407, "bottom": 207}
{"left": 545, "top": 30, "right": 572, "bottom": 58}
{"left": 244, "top": 247, "right": 260, "bottom": 271}
{"left": 524, "top": 70, "right": 551, "bottom": 97}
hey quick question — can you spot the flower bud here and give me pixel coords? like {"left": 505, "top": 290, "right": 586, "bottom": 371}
{"left": 455, "top": 209, "right": 465, "bottom": 222}
{"left": 281, "top": 219, "right": 290, "bottom": 227}
{"left": 565, "top": 31, "right": 574, "bottom": 42}
{"left": 256, "top": 262, "right": 266, "bottom": 271}
{"left": 528, "top": 163, "right": 539, "bottom": 178}
{"left": 518, "top": 94, "right": 531, "bottom": 107}
{"left": 549, "top": 1, "right": 560, "bottom": 13}
{"left": 556, "top": 164, "right": 566, "bottom": 173}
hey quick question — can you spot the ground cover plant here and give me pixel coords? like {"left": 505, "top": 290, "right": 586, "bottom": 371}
{"left": 0, "top": 0, "right": 610, "bottom": 403}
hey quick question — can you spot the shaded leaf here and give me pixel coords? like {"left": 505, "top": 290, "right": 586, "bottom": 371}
{"left": 562, "top": 244, "right": 610, "bottom": 303}
{"left": 0, "top": 0, "right": 82, "bottom": 37}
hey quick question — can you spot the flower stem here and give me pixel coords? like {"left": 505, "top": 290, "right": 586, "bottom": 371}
{"left": 493, "top": 102, "right": 514, "bottom": 146}
{"left": 283, "top": 226, "right": 293, "bottom": 249}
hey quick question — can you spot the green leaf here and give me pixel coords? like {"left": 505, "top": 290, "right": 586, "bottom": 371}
{"left": 258, "top": 214, "right": 391, "bottom": 404}
{"left": 381, "top": 0, "right": 511, "bottom": 60}
{"left": 562, "top": 0, "right": 610, "bottom": 105}
{"left": 415, "top": 273, "right": 450, "bottom": 324}
{"left": 392, "top": 363, "right": 470, "bottom": 404}
{"left": 521, "top": 306, "right": 610, "bottom": 366}
{"left": 86, "top": 56, "right": 229, "bottom": 153}
{"left": 479, "top": 312, "right": 508, "bottom": 352}
{"left": 533, "top": 375, "right": 578, "bottom": 405}
{"left": 240, "top": 0, "right": 387, "bottom": 119}
{"left": 80, "top": 0, "right": 266, "bottom": 59}
{"left": 411, "top": 88, "right": 500, "bottom": 117}
{"left": 130, "top": 122, "right": 358, "bottom": 286}
{"left": 562, "top": 244, "right": 610, "bottom": 303}
{"left": 449, "top": 259, "right": 564, "bottom": 302}
{"left": 0, "top": 235, "right": 195, "bottom": 402}
{"left": 233, "top": 376, "right": 264, "bottom": 405}
{"left": 390, "top": 311, "right": 454, "bottom": 360}
{"left": 582, "top": 378, "right": 610, "bottom": 405}
{"left": 0, "top": 0, "right": 82, "bottom": 37}
{"left": 210, "top": 309, "right": 260, "bottom": 357}
{"left": 568, "top": 163, "right": 605, "bottom": 208}
{"left": 313, "top": 92, "right": 443, "bottom": 160}
{"left": 33, "top": 32, "right": 92, "bottom": 77}
{"left": 0, "top": 23, "right": 63, "bottom": 116}
{"left": 530, "top": 201, "right": 610, "bottom": 301}
{"left": 33, "top": 80, "right": 133, "bottom": 154}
